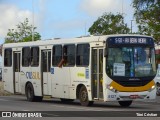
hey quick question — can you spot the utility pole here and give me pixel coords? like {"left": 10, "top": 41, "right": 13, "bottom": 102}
{"left": 122, "top": 0, "right": 124, "bottom": 16}
{"left": 32, "top": 0, "right": 34, "bottom": 41}
{"left": 131, "top": 20, "right": 134, "bottom": 33}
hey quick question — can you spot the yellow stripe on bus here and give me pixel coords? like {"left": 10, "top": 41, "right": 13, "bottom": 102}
{"left": 110, "top": 80, "right": 155, "bottom": 92}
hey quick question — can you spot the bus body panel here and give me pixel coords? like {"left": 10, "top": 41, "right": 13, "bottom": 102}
{"left": 3, "top": 67, "right": 14, "bottom": 93}
{"left": 51, "top": 66, "right": 91, "bottom": 99}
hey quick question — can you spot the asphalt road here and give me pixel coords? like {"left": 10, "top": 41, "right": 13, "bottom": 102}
{"left": 0, "top": 95, "right": 160, "bottom": 120}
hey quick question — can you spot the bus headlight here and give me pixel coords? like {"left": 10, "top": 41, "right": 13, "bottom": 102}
{"left": 107, "top": 84, "right": 118, "bottom": 93}
{"left": 148, "top": 85, "right": 156, "bottom": 92}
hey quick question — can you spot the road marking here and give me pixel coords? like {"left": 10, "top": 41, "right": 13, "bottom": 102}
{"left": 22, "top": 110, "right": 30, "bottom": 111}
{"left": 0, "top": 98, "right": 10, "bottom": 101}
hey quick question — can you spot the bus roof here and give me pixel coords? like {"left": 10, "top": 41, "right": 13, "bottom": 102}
{"left": 3, "top": 34, "right": 153, "bottom": 48}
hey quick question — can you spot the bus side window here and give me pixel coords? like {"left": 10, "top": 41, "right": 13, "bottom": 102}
{"left": 22, "top": 47, "right": 30, "bottom": 67}
{"left": 63, "top": 44, "right": 75, "bottom": 66}
{"left": 31, "top": 47, "right": 39, "bottom": 67}
{"left": 52, "top": 45, "right": 62, "bottom": 66}
{"left": 76, "top": 44, "right": 90, "bottom": 66}
{"left": 4, "top": 48, "right": 12, "bottom": 67}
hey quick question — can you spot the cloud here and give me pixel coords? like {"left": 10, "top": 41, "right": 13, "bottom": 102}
{"left": 0, "top": 4, "right": 33, "bottom": 43}
{"left": 79, "top": 0, "right": 134, "bottom": 17}
{"left": 0, "top": 0, "right": 52, "bottom": 42}
{"left": 79, "top": 0, "right": 136, "bottom": 32}
{"left": 52, "top": 20, "right": 84, "bottom": 31}
{"left": 48, "top": 18, "right": 86, "bottom": 38}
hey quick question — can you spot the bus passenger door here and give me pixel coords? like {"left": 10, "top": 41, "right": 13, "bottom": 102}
{"left": 13, "top": 52, "right": 21, "bottom": 93}
{"left": 41, "top": 50, "right": 51, "bottom": 95}
{"left": 91, "top": 48, "right": 103, "bottom": 99}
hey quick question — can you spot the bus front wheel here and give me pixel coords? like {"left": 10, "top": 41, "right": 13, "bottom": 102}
{"left": 156, "top": 83, "right": 160, "bottom": 96}
{"left": 79, "top": 86, "right": 93, "bottom": 106}
{"left": 118, "top": 101, "right": 132, "bottom": 107}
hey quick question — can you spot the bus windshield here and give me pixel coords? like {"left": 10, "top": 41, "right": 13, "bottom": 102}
{"left": 106, "top": 47, "right": 156, "bottom": 77}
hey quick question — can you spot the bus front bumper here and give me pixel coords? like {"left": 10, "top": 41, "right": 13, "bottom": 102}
{"left": 105, "top": 88, "right": 156, "bottom": 101}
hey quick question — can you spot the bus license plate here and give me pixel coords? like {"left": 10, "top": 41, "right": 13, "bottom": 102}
{"left": 130, "top": 95, "right": 139, "bottom": 99}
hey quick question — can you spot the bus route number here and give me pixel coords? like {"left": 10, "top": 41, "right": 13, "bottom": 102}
{"left": 115, "top": 38, "right": 123, "bottom": 44}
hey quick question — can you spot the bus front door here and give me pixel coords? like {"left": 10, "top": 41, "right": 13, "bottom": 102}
{"left": 41, "top": 50, "right": 51, "bottom": 95}
{"left": 13, "top": 52, "right": 21, "bottom": 93}
{"left": 91, "top": 48, "right": 103, "bottom": 99}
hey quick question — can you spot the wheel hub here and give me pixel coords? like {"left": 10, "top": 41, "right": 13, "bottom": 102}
{"left": 81, "top": 91, "right": 87, "bottom": 102}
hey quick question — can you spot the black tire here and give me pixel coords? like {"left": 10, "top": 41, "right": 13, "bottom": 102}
{"left": 156, "top": 83, "right": 160, "bottom": 96}
{"left": 25, "top": 83, "right": 36, "bottom": 102}
{"left": 79, "top": 86, "right": 94, "bottom": 106}
{"left": 118, "top": 101, "right": 132, "bottom": 107}
{"left": 60, "top": 98, "right": 74, "bottom": 102}
{"left": 26, "top": 83, "right": 43, "bottom": 102}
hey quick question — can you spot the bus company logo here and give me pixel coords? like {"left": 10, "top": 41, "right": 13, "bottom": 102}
{"left": 26, "top": 72, "right": 40, "bottom": 80}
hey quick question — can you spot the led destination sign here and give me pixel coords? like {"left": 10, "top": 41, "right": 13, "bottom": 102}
{"left": 107, "top": 36, "right": 154, "bottom": 46}
{"left": 115, "top": 37, "right": 146, "bottom": 44}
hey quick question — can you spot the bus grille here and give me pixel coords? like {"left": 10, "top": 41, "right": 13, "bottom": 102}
{"left": 116, "top": 80, "right": 151, "bottom": 87}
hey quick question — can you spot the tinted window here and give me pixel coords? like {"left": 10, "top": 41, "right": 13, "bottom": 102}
{"left": 52, "top": 45, "right": 62, "bottom": 66}
{"left": 63, "top": 44, "right": 75, "bottom": 66}
{"left": 31, "top": 47, "right": 39, "bottom": 66}
{"left": 22, "top": 47, "right": 30, "bottom": 67}
{"left": 76, "top": 44, "right": 90, "bottom": 66}
{"left": 4, "top": 49, "right": 12, "bottom": 67}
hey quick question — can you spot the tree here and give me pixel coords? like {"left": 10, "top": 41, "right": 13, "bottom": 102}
{"left": 132, "top": 0, "right": 160, "bottom": 43}
{"left": 88, "top": 12, "right": 130, "bottom": 35}
{"left": 5, "top": 18, "right": 41, "bottom": 43}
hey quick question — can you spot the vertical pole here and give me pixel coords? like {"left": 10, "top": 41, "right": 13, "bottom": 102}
{"left": 85, "top": 22, "right": 86, "bottom": 36}
{"left": 131, "top": 20, "right": 134, "bottom": 33}
{"left": 122, "top": 0, "right": 124, "bottom": 16}
{"left": 32, "top": 0, "right": 34, "bottom": 41}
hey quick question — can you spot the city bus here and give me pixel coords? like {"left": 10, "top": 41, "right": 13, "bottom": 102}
{"left": 2, "top": 34, "right": 157, "bottom": 107}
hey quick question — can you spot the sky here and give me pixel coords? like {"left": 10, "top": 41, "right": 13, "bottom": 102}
{"left": 0, "top": 0, "right": 136, "bottom": 44}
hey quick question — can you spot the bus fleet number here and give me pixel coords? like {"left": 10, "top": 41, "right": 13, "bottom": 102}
{"left": 108, "top": 95, "right": 116, "bottom": 98}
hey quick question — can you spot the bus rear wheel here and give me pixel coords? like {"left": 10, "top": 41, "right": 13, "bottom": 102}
{"left": 26, "top": 83, "right": 35, "bottom": 102}
{"left": 79, "top": 86, "right": 94, "bottom": 106}
{"left": 25, "top": 83, "right": 42, "bottom": 102}
{"left": 118, "top": 101, "right": 132, "bottom": 107}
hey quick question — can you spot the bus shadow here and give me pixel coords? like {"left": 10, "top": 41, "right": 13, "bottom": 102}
{"left": 41, "top": 99, "right": 150, "bottom": 110}
{"left": 15, "top": 95, "right": 152, "bottom": 110}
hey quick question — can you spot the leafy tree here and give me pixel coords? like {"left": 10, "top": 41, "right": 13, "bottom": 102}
{"left": 5, "top": 18, "right": 41, "bottom": 43}
{"left": 132, "top": 0, "right": 160, "bottom": 43}
{"left": 88, "top": 12, "right": 130, "bottom": 35}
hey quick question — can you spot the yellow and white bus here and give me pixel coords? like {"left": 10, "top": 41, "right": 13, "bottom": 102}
{"left": 2, "top": 34, "right": 157, "bottom": 107}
